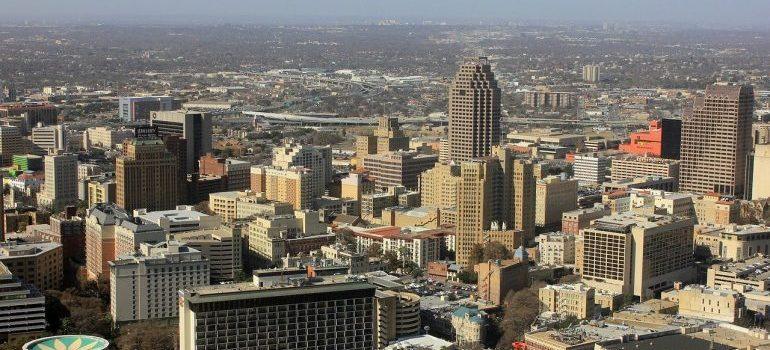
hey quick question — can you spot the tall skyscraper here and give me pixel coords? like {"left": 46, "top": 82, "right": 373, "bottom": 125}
{"left": 150, "top": 110, "right": 212, "bottom": 173}
{"left": 38, "top": 154, "right": 78, "bottom": 210}
{"left": 681, "top": 84, "right": 754, "bottom": 198}
{"left": 448, "top": 57, "right": 501, "bottom": 162}
{"left": 456, "top": 147, "right": 536, "bottom": 266}
{"left": 0, "top": 125, "right": 25, "bottom": 166}
{"left": 116, "top": 138, "right": 179, "bottom": 212}
{"left": 582, "top": 64, "right": 601, "bottom": 82}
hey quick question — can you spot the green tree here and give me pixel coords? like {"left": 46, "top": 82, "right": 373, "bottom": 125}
{"left": 457, "top": 269, "right": 478, "bottom": 284}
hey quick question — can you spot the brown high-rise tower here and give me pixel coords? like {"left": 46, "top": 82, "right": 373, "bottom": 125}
{"left": 681, "top": 83, "right": 754, "bottom": 198}
{"left": 448, "top": 57, "right": 501, "bottom": 162}
{"left": 116, "top": 138, "right": 179, "bottom": 212}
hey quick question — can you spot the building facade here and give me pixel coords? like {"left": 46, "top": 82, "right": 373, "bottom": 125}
{"left": 448, "top": 57, "right": 501, "bottom": 162}
{"left": 681, "top": 84, "right": 754, "bottom": 198}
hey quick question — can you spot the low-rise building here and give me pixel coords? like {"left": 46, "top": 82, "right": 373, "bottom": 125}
{"left": 451, "top": 305, "right": 488, "bottom": 347}
{"left": 661, "top": 284, "right": 744, "bottom": 323}
{"left": 535, "top": 232, "right": 576, "bottom": 266}
{"left": 247, "top": 210, "right": 331, "bottom": 264}
{"left": 539, "top": 284, "right": 595, "bottom": 319}
{"left": 561, "top": 205, "right": 609, "bottom": 235}
{"left": 135, "top": 205, "right": 220, "bottom": 234}
{"left": 706, "top": 256, "right": 770, "bottom": 292}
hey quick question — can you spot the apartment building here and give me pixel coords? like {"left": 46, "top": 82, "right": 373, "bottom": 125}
{"left": 578, "top": 213, "right": 695, "bottom": 298}
{"left": 363, "top": 151, "right": 438, "bottom": 190}
{"left": 173, "top": 226, "right": 243, "bottom": 283}
{"left": 539, "top": 284, "right": 596, "bottom": 319}
{"left": 536, "top": 175, "right": 578, "bottom": 229}
{"left": 110, "top": 241, "right": 209, "bottom": 323}
{"left": 250, "top": 165, "right": 315, "bottom": 210}
{"left": 535, "top": 232, "right": 576, "bottom": 265}
{"left": 0, "top": 241, "right": 62, "bottom": 292}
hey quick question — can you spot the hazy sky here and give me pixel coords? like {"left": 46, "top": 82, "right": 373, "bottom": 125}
{"left": 5, "top": 0, "right": 770, "bottom": 27}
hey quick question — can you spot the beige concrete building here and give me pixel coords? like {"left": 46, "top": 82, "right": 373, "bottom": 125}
{"left": 375, "top": 290, "right": 420, "bottom": 348}
{"left": 611, "top": 155, "right": 680, "bottom": 182}
{"left": 272, "top": 142, "right": 332, "bottom": 197}
{"left": 706, "top": 256, "right": 770, "bottom": 292}
{"left": 363, "top": 151, "right": 437, "bottom": 190}
{"left": 38, "top": 154, "right": 78, "bottom": 210}
{"left": 536, "top": 175, "right": 578, "bottom": 229}
{"left": 113, "top": 218, "right": 166, "bottom": 257}
{"left": 380, "top": 206, "right": 441, "bottom": 229}
{"left": 456, "top": 147, "right": 536, "bottom": 266}
{"left": 250, "top": 165, "right": 315, "bottom": 210}
{"left": 582, "top": 64, "right": 600, "bottom": 82}
{"left": 0, "top": 241, "right": 62, "bottom": 292}
{"left": 447, "top": 57, "right": 501, "bottom": 162}
{"left": 681, "top": 84, "right": 754, "bottom": 198}
{"left": 696, "top": 224, "right": 770, "bottom": 261}
{"left": 419, "top": 162, "right": 460, "bottom": 210}
{"left": 661, "top": 284, "right": 743, "bottom": 323}
{"left": 373, "top": 117, "right": 409, "bottom": 154}
{"left": 524, "top": 330, "right": 597, "bottom": 350}
{"left": 86, "top": 178, "right": 115, "bottom": 208}
{"left": 578, "top": 213, "right": 695, "bottom": 298}
{"left": 535, "top": 232, "right": 576, "bottom": 265}
{"left": 561, "top": 205, "right": 610, "bottom": 235}
{"left": 693, "top": 193, "right": 740, "bottom": 225}
{"left": 753, "top": 144, "right": 770, "bottom": 199}
{"left": 116, "top": 138, "right": 179, "bottom": 212}
{"left": 83, "top": 126, "right": 133, "bottom": 150}
{"left": 539, "top": 284, "right": 595, "bottom": 319}
{"left": 172, "top": 226, "right": 243, "bottom": 283}
{"left": 110, "top": 241, "right": 209, "bottom": 323}
{"left": 381, "top": 227, "right": 453, "bottom": 268}
{"left": 247, "top": 210, "right": 330, "bottom": 264}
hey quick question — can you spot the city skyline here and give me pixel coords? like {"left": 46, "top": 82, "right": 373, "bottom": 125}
{"left": 2, "top": 0, "right": 770, "bottom": 27}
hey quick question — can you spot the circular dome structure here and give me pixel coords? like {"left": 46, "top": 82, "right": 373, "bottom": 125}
{"left": 22, "top": 335, "right": 109, "bottom": 350}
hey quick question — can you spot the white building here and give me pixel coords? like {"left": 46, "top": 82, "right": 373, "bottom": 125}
{"left": 38, "top": 154, "right": 78, "bottom": 210}
{"left": 535, "top": 232, "right": 576, "bottom": 266}
{"left": 135, "top": 205, "right": 221, "bottom": 234}
{"left": 573, "top": 153, "right": 611, "bottom": 184}
{"left": 30, "top": 124, "right": 66, "bottom": 154}
{"left": 173, "top": 226, "right": 242, "bottom": 283}
{"left": 109, "top": 241, "right": 209, "bottom": 323}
